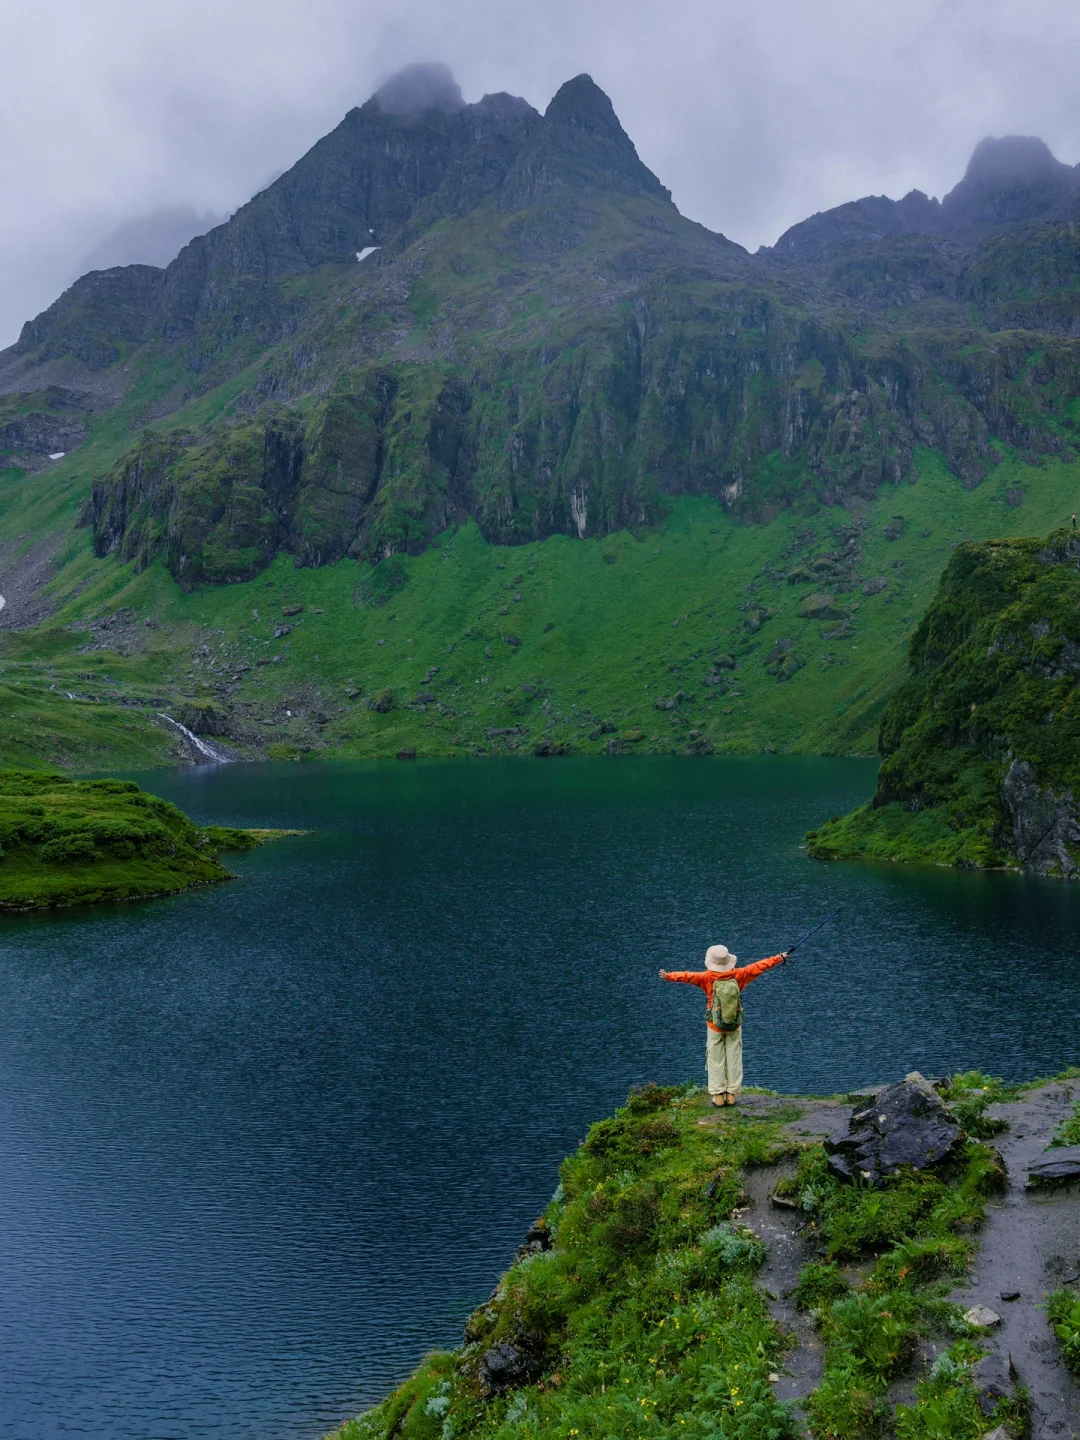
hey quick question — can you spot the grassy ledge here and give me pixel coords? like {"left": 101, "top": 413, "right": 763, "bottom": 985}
{"left": 0, "top": 768, "right": 275, "bottom": 911}
{"left": 331, "top": 1074, "right": 1048, "bottom": 1440}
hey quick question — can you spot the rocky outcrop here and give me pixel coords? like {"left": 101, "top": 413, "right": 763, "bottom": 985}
{"left": 825, "top": 1074, "right": 962, "bottom": 1185}
{"left": 809, "top": 532, "right": 1080, "bottom": 875}
{"left": 478, "top": 1339, "right": 546, "bottom": 1395}
{"left": 1026, "top": 1145, "right": 1080, "bottom": 1187}
{"left": 1001, "top": 760, "right": 1080, "bottom": 879}
{"left": 0, "top": 411, "right": 86, "bottom": 465}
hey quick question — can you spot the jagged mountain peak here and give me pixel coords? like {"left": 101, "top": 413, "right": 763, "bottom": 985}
{"left": 374, "top": 62, "right": 464, "bottom": 116}
{"left": 545, "top": 74, "right": 627, "bottom": 140}
{"left": 961, "top": 134, "right": 1067, "bottom": 183}
{"left": 496, "top": 72, "right": 672, "bottom": 211}
{"left": 941, "top": 133, "right": 1080, "bottom": 235}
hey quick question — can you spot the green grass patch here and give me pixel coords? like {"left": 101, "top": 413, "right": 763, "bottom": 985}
{"left": 1046, "top": 1287, "right": 1080, "bottom": 1374}
{"left": 331, "top": 1084, "right": 801, "bottom": 1440}
{"left": 0, "top": 767, "right": 262, "bottom": 910}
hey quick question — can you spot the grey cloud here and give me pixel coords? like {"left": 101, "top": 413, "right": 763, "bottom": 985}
{"left": 75, "top": 207, "right": 226, "bottom": 276}
{"left": 4, "top": 0, "right": 1080, "bottom": 344}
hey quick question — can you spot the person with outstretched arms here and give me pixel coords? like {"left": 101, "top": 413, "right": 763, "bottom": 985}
{"left": 659, "top": 944, "right": 787, "bottom": 1108}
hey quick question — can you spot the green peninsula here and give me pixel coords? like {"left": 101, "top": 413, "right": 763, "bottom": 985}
{"left": 331, "top": 1073, "right": 1080, "bottom": 1440}
{"left": 807, "top": 529, "right": 1080, "bottom": 876}
{"left": 0, "top": 767, "right": 266, "bottom": 910}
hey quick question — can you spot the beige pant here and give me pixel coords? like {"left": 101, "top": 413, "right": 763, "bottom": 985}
{"left": 707, "top": 1025, "right": 743, "bottom": 1096}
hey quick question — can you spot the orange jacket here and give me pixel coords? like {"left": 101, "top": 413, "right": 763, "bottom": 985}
{"left": 662, "top": 954, "right": 785, "bottom": 1031}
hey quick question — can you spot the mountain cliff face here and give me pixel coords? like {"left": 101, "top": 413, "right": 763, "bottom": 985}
{"left": 807, "top": 531, "right": 1080, "bottom": 876}
{"left": 4, "top": 69, "right": 1080, "bottom": 586}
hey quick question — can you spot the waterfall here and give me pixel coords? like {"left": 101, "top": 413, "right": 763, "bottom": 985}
{"left": 158, "top": 714, "right": 231, "bottom": 764}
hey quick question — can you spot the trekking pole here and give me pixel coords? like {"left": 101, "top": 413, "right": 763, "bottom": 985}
{"left": 784, "top": 908, "right": 840, "bottom": 958}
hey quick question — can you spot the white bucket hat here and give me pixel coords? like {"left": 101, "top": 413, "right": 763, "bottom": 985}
{"left": 705, "top": 943, "right": 737, "bottom": 971}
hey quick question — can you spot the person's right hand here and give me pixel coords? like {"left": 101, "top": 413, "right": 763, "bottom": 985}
{"left": 658, "top": 969, "right": 667, "bottom": 979}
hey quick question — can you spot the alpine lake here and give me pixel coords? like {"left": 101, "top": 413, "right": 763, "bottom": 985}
{"left": 0, "top": 756, "right": 1077, "bottom": 1439}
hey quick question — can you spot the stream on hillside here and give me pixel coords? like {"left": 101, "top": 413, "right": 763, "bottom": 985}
{"left": 0, "top": 756, "right": 1077, "bottom": 1439}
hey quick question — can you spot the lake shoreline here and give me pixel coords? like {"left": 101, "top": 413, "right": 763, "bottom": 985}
{"left": 336, "top": 1071, "right": 1080, "bottom": 1440}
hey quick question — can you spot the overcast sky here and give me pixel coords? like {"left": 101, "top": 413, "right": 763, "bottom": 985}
{"left": 3, "top": 0, "right": 1080, "bottom": 347}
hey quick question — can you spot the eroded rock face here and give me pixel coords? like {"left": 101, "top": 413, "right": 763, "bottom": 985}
{"left": 1001, "top": 759, "right": 1080, "bottom": 879}
{"left": 825, "top": 1074, "right": 962, "bottom": 1186}
{"left": 0, "top": 411, "right": 86, "bottom": 466}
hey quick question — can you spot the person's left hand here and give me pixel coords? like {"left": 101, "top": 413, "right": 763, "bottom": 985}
{"left": 658, "top": 969, "right": 667, "bottom": 979}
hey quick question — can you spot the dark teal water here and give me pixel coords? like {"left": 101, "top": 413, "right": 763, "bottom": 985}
{"left": 0, "top": 757, "right": 1078, "bottom": 1439}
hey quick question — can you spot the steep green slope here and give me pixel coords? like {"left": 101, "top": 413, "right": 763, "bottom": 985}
{"left": 807, "top": 528, "right": 1080, "bottom": 876}
{"left": 0, "top": 767, "right": 262, "bottom": 910}
{"left": 2, "top": 447, "right": 1078, "bottom": 769}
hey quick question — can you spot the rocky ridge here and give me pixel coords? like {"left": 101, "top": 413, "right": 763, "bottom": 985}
{"left": 4, "top": 70, "right": 1080, "bottom": 585}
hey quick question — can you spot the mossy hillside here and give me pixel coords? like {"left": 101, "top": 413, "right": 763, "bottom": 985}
{"left": 0, "top": 768, "right": 260, "bottom": 910}
{"left": 807, "top": 528, "right": 1080, "bottom": 871}
{"left": 0, "top": 449, "right": 1077, "bottom": 771}
{"left": 80, "top": 239, "right": 1080, "bottom": 576}
{"left": 4, "top": 448, "right": 1080, "bottom": 769}
{"left": 333, "top": 1076, "right": 1017, "bottom": 1440}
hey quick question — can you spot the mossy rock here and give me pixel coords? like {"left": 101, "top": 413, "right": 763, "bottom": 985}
{"left": 798, "top": 592, "right": 847, "bottom": 621}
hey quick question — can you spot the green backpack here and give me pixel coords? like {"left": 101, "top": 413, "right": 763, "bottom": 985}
{"left": 708, "top": 978, "right": 743, "bottom": 1032}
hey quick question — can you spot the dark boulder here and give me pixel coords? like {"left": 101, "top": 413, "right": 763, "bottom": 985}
{"left": 478, "top": 1339, "right": 545, "bottom": 1395}
{"left": 825, "top": 1073, "right": 962, "bottom": 1185}
{"left": 515, "top": 1218, "right": 553, "bottom": 1261}
{"left": 1025, "top": 1145, "right": 1080, "bottom": 1187}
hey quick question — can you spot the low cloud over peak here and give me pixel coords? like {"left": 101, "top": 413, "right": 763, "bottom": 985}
{"left": 4, "top": 0, "right": 1080, "bottom": 345}
{"left": 375, "top": 62, "right": 464, "bottom": 116}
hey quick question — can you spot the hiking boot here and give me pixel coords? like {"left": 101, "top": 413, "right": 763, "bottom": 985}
{"left": 710, "top": 1094, "right": 727, "bottom": 1108}
{"left": 725, "top": 1094, "right": 738, "bottom": 1106}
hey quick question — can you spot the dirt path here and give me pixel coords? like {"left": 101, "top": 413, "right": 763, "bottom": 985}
{"left": 701, "top": 1083, "right": 1080, "bottom": 1438}
{"left": 702, "top": 1094, "right": 857, "bottom": 1410}
{"left": 951, "top": 1082, "right": 1080, "bottom": 1440}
